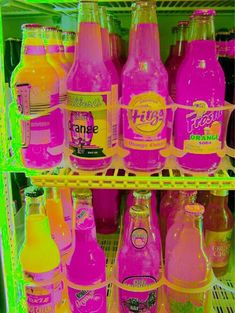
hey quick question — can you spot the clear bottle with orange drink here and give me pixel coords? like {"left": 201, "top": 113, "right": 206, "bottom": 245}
{"left": 20, "top": 186, "right": 63, "bottom": 313}
{"left": 11, "top": 24, "right": 62, "bottom": 169}
{"left": 204, "top": 190, "right": 234, "bottom": 277}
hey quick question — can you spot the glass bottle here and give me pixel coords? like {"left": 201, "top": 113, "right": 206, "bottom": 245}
{"left": 66, "top": 0, "right": 112, "bottom": 171}
{"left": 174, "top": 9, "right": 225, "bottom": 173}
{"left": 122, "top": 0, "right": 169, "bottom": 172}
{"left": 204, "top": 190, "right": 234, "bottom": 277}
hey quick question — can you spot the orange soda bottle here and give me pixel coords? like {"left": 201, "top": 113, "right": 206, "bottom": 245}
{"left": 204, "top": 190, "right": 234, "bottom": 277}
{"left": 62, "top": 30, "right": 76, "bottom": 69}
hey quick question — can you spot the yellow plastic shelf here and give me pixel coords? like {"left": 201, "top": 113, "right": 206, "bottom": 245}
{"left": 30, "top": 156, "right": 235, "bottom": 190}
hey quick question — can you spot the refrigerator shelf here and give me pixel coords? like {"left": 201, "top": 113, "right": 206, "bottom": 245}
{"left": 1, "top": 0, "right": 234, "bottom": 16}
{"left": 29, "top": 156, "right": 235, "bottom": 190}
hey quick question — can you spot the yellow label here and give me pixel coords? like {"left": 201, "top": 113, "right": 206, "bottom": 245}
{"left": 184, "top": 139, "right": 221, "bottom": 154}
{"left": 66, "top": 90, "right": 112, "bottom": 160}
{"left": 205, "top": 229, "right": 233, "bottom": 268}
{"left": 128, "top": 92, "right": 166, "bottom": 137}
{"left": 124, "top": 138, "right": 166, "bottom": 150}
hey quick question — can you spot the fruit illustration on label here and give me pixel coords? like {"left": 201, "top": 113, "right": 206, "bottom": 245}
{"left": 75, "top": 207, "right": 95, "bottom": 231}
{"left": 131, "top": 228, "right": 148, "bottom": 249}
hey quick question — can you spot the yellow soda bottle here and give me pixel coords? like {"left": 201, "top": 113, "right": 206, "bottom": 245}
{"left": 57, "top": 29, "right": 71, "bottom": 71}
{"left": 45, "top": 187, "right": 72, "bottom": 267}
{"left": 43, "top": 27, "right": 68, "bottom": 107}
{"left": 62, "top": 31, "right": 76, "bottom": 69}
{"left": 20, "top": 186, "right": 63, "bottom": 313}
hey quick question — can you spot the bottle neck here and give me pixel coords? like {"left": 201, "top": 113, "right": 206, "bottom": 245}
{"left": 101, "top": 27, "right": 111, "bottom": 61}
{"left": 134, "top": 197, "right": 151, "bottom": 209}
{"left": 209, "top": 194, "right": 227, "bottom": 208}
{"left": 176, "top": 26, "right": 188, "bottom": 56}
{"left": 130, "top": 2, "right": 159, "bottom": 61}
{"left": 189, "top": 15, "right": 216, "bottom": 58}
{"left": 183, "top": 213, "right": 204, "bottom": 248}
{"left": 21, "top": 30, "right": 46, "bottom": 62}
{"left": 25, "top": 196, "right": 45, "bottom": 215}
{"left": 178, "top": 191, "right": 196, "bottom": 207}
{"left": 76, "top": 2, "right": 103, "bottom": 63}
{"left": 73, "top": 198, "right": 97, "bottom": 247}
{"left": 25, "top": 215, "right": 51, "bottom": 245}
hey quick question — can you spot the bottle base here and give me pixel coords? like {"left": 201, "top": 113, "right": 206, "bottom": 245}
{"left": 70, "top": 156, "right": 112, "bottom": 172}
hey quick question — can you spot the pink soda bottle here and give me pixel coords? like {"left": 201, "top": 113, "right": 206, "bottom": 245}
{"left": 174, "top": 9, "right": 225, "bottom": 173}
{"left": 60, "top": 187, "right": 73, "bottom": 230}
{"left": 57, "top": 29, "right": 71, "bottom": 72}
{"left": 11, "top": 24, "right": 62, "bottom": 169}
{"left": 165, "top": 26, "right": 178, "bottom": 70}
{"left": 159, "top": 190, "right": 178, "bottom": 253}
{"left": 124, "top": 190, "right": 161, "bottom": 253}
{"left": 108, "top": 15, "right": 123, "bottom": 76}
{"left": 118, "top": 204, "right": 161, "bottom": 312}
{"left": 122, "top": 0, "right": 169, "bottom": 172}
{"left": 166, "top": 190, "right": 197, "bottom": 231}
{"left": 67, "top": 189, "right": 107, "bottom": 313}
{"left": 63, "top": 31, "right": 76, "bottom": 69}
{"left": 66, "top": 0, "right": 112, "bottom": 171}
{"left": 100, "top": 6, "right": 121, "bottom": 148}
{"left": 43, "top": 26, "right": 67, "bottom": 154}
{"left": 166, "top": 21, "right": 189, "bottom": 102}
{"left": 92, "top": 189, "right": 120, "bottom": 234}
{"left": 166, "top": 204, "right": 211, "bottom": 313}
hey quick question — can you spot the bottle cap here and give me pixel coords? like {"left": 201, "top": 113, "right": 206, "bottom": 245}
{"left": 193, "top": 9, "right": 216, "bottom": 16}
{"left": 185, "top": 204, "right": 205, "bottom": 215}
{"left": 133, "top": 190, "right": 152, "bottom": 200}
{"left": 72, "top": 188, "right": 92, "bottom": 199}
{"left": 130, "top": 205, "right": 149, "bottom": 217}
{"left": 22, "top": 24, "right": 42, "bottom": 30}
{"left": 43, "top": 26, "right": 58, "bottom": 32}
{"left": 24, "top": 186, "right": 44, "bottom": 198}
{"left": 177, "top": 21, "right": 189, "bottom": 27}
{"left": 210, "top": 190, "right": 228, "bottom": 196}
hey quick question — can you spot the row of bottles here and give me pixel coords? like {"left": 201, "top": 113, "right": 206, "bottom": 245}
{"left": 21, "top": 186, "right": 233, "bottom": 312}
{"left": 10, "top": 1, "right": 234, "bottom": 175}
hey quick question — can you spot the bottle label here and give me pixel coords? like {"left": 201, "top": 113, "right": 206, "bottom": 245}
{"left": 123, "top": 92, "right": 167, "bottom": 151}
{"left": 120, "top": 276, "right": 157, "bottom": 313}
{"left": 24, "top": 45, "right": 46, "bottom": 55}
{"left": 111, "top": 84, "right": 118, "bottom": 147}
{"left": 68, "top": 287, "right": 106, "bottom": 313}
{"left": 66, "top": 90, "right": 112, "bottom": 160}
{"left": 131, "top": 228, "right": 148, "bottom": 249}
{"left": 47, "top": 45, "right": 60, "bottom": 54}
{"left": 15, "top": 84, "right": 59, "bottom": 148}
{"left": 65, "top": 46, "right": 75, "bottom": 53}
{"left": 183, "top": 101, "right": 223, "bottom": 154}
{"left": 205, "top": 229, "right": 233, "bottom": 268}
{"left": 24, "top": 265, "right": 63, "bottom": 313}
{"left": 75, "top": 205, "right": 95, "bottom": 231}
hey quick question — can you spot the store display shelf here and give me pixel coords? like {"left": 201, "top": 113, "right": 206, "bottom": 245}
{"left": 28, "top": 156, "right": 235, "bottom": 190}
{"left": 1, "top": 0, "right": 234, "bottom": 16}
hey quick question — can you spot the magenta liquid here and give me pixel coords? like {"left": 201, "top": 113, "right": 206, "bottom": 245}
{"left": 66, "top": 22, "right": 112, "bottom": 171}
{"left": 66, "top": 199, "right": 106, "bottom": 312}
{"left": 174, "top": 40, "right": 225, "bottom": 173}
{"left": 122, "top": 23, "right": 169, "bottom": 172}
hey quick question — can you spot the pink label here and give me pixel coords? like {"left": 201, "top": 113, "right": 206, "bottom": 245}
{"left": 66, "top": 46, "right": 75, "bottom": 53}
{"left": 60, "top": 45, "right": 65, "bottom": 53}
{"left": 25, "top": 266, "right": 63, "bottom": 313}
{"left": 75, "top": 205, "right": 95, "bottom": 231}
{"left": 120, "top": 276, "right": 157, "bottom": 313}
{"left": 47, "top": 45, "right": 60, "bottom": 54}
{"left": 24, "top": 45, "right": 45, "bottom": 55}
{"left": 68, "top": 287, "right": 106, "bottom": 313}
